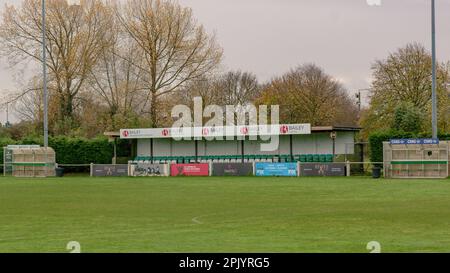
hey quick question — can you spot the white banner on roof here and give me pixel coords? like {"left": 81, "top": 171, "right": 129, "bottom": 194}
{"left": 120, "top": 124, "right": 311, "bottom": 139}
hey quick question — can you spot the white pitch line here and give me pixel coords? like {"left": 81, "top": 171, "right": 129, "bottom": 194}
{"left": 191, "top": 216, "right": 203, "bottom": 224}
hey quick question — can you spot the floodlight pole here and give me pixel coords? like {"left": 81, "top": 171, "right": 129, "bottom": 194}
{"left": 356, "top": 88, "right": 371, "bottom": 112}
{"left": 431, "top": 0, "right": 437, "bottom": 139}
{"left": 42, "top": 0, "right": 48, "bottom": 148}
{"left": 6, "top": 102, "right": 8, "bottom": 126}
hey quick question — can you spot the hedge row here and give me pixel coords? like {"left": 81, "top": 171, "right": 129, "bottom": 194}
{"left": 0, "top": 136, "right": 132, "bottom": 172}
{"left": 368, "top": 131, "right": 450, "bottom": 164}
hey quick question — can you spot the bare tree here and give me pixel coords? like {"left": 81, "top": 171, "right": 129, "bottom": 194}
{"left": 215, "top": 70, "right": 260, "bottom": 106}
{"left": 167, "top": 70, "right": 260, "bottom": 126}
{"left": 116, "top": 0, "right": 223, "bottom": 127}
{"left": 0, "top": 0, "right": 114, "bottom": 134}
{"left": 12, "top": 78, "right": 44, "bottom": 123}
{"left": 173, "top": 70, "right": 259, "bottom": 108}
{"left": 171, "top": 75, "right": 220, "bottom": 107}
{"left": 87, "top": 18, "right": 147, "bottom": 131}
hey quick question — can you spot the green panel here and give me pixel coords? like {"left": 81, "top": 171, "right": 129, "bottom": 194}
{"left": 390, "top": 168, "right": 445, "bottom": 171}
{"left": 391, "top": 161, "right": 448, "bottom": 165}
{"left": 12, "top": 162, "right": 55, "bottom": 167}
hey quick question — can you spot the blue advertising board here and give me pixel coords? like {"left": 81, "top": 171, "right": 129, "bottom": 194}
{"left": 255, "top": 163, "right": 298, "bottom": 177}
{"left": 390, "top": 139, "right": 439, "bottom": 145}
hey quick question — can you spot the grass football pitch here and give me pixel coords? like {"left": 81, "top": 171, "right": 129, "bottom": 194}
{"left": 0, "top": 176, "right": 449, "bottom": 253}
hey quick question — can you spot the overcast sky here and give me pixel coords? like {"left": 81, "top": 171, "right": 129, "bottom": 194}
{"left": 1, "top": 0, "right": 450, "bottom": 122}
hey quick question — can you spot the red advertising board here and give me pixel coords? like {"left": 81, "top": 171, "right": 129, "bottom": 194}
{"left": 170, "top": 164, "right": 209, "bottom": 176}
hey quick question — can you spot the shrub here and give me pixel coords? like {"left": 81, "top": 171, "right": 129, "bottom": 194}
{"left": 50, "top": 137, "right": 114, "bottom": 172}
{"left": 368, "top": 131, "right": 416, "bottom": 165}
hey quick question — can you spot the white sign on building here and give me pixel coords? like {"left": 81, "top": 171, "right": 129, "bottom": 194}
{"left": 120, "top": 124, "right": 311, "bottom": 139}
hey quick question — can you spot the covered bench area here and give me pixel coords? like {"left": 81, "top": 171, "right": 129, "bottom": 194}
{"left": 116, "top": 125, "right": 359, "bottom": 164}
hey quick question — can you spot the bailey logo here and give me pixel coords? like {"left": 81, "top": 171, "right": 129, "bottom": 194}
{"left": 202, "top": 128, "right": 209, "bottom": 136}
{"left": 280, "top": 125, "right": 289, "bottom": 134}
{"left": 240, "top": 127, "right": 249, "bottom": 135}
{"left": 162, "top": 129, "right": 169, "bottom": 136}
{"left": 176, "top": 165, "right": 184, "bottom": 176}
{"left": 122, "top": 130, "right": 129, "bottom": 137}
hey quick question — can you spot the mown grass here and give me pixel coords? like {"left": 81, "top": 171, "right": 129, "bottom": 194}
{"left": 0, "top": 176, "right": 449, "bottom": 253}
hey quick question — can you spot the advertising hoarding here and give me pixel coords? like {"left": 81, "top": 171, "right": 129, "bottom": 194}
{"left": 92, "top": 164, "right": 128, "bottom": 177}
{"left": 300, "top": 163, "right": 346, "bottom": 176}
{"left": 120, "top": 124, "right": 311, "bottom": 139}
{"left": 131, "top": 163, "right": 169, "bottom": 176}
{"left": 170, "top": 164, "right": 209, "bottom": 176}
{"left": 255, "top": 163, "right": 298, "bottom": 177}
{"left": 212, "top": 163, "right": 253, "bottom": 176}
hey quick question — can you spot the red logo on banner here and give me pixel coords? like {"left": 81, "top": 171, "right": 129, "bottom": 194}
{"left": 280, "top": 125, "right": 289, "bottom": 134}
{"left": 162, "top": 129, "right": 169, "bottom": 136}
{"left": 240, "top": 127, "right": 249, "bottom": 135}
{"left": 122, "top": 130, "right": 129, "bottom": 137}
{"left": 202, "top": 128, "right": 209, "bottom": 136}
